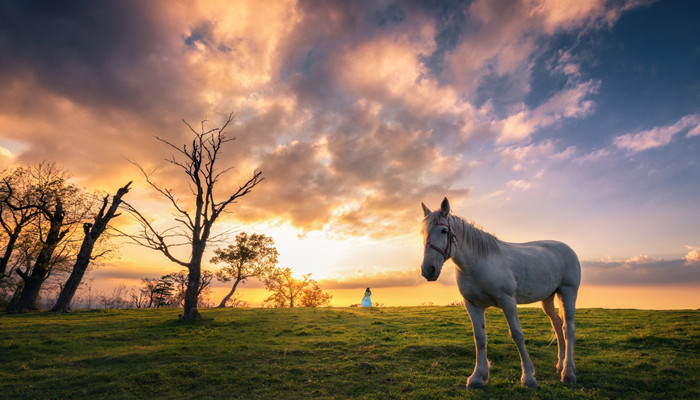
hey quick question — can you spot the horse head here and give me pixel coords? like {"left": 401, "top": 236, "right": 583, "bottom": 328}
{"left": 420, "top": 197, "right": 455, "bottom": 281}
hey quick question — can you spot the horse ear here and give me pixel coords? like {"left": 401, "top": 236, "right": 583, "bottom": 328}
{"left": 440, "top": 197, "right": 450, "bottom": 217}
{"left": 421, "top": 202, "right": 431, "bottom": 217}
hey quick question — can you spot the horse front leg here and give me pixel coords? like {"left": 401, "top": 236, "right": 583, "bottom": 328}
{"left": 501, "top": 300, "right": 537, "bottom": 389}
{"left": 465, "top": 302, "right": 489, "bottom": 388}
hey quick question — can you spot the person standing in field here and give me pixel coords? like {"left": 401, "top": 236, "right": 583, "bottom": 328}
{"left": 361, "top": 288, "right": 372, "bottom": 307}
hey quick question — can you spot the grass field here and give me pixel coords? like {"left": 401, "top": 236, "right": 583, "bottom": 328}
{"left": 1, "top": 306, "right": 698, "bottom": 399}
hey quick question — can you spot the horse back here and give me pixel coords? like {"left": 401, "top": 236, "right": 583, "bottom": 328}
{"left": 499, "top": 240, "right": 580, "bottom": 303}
{"left": 519, "top": 240, "right": 581, "bottom": 286}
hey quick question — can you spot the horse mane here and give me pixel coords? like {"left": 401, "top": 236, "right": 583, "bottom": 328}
{"left": 423, "top": 212, "right": 502, "bottom": 257}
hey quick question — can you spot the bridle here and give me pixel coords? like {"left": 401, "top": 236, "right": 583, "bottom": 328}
{"left": 425, "top": 221, "right": 455, "bottom": 261}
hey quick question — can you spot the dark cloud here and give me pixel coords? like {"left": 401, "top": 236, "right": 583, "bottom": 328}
{"left": 0, "top": 0, "right": 183, "bottom": 112}
{"left": 582, "top": 257, "right": 700, "bottom": 286}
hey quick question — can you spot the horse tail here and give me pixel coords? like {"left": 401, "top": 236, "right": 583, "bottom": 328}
{"left": 547, "top": 291, "right": 566, "bottom": 346}
{"left": 556, "top": 291, "right": 566, "bottom": 324}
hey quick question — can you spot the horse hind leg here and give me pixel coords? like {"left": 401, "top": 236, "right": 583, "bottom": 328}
{"left": 557, "top": 286, "right": 577, "bottom": 384}
{"left": 541, "top": 294, "right": 565, "bottom": 374}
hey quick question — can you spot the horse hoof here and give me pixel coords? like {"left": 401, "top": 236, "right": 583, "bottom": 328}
{"left": 522, "top": 377, "right": 538, "bottom": 389}
{"left": 467, "top": 381, "right": 485, "bottom": 389}
{"left": 561, "top": 373, "right": 577, "bottom": 384}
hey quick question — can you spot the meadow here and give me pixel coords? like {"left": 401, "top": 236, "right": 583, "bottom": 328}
{"left": 1, "top": 306, "right": 698, "bottom": 399}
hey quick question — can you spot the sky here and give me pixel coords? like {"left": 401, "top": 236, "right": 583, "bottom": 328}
{"left": 1, "top": 0, "right": 699, "bottom": 309}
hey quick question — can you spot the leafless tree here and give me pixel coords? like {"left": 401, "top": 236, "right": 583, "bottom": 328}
{"left": 129, "top": 287, "right": 150, "bottom": 308}
{"left": 162, "top": 269, "right": 213, "bottom": 307}
{"left": 99, "top": 285, "right": 129, "bottom": 309}
{"left": 223, "top": 295, "right": 249, "bottom": 308}
{"left": 51, "top": 182, "right": 131, "bottom": 312}
{"left": 138, "top": 278, "right": 160, "bottom": 308}
{"left": 121, "top": 113, "right": 263, "bottom": 319}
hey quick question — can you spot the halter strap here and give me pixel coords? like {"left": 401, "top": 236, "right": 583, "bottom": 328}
{"left": 426, "top": 222, "right": 454, "bottom": 260}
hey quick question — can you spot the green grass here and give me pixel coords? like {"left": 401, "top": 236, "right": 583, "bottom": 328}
{"left": 1, "top": 307, "right": 698, "bottom": 399}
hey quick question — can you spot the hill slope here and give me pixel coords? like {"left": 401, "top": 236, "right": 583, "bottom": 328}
{"left": 1, "top": 307, "right": 698, "bottom": 399}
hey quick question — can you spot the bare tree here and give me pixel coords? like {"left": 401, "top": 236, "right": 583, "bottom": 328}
{"left": 121, "top": 113, "right": 263, "bottom": 319}
{"left": 129, "top": 286, "right": 150, "bottom": 308}
{"left": 223, "top": 295, "right": 249, "bottom": 308}
{"left": 51, "top": 182, "right": 131, "bottom": 313}
{"left": 162, "top": 269, "right": 213, "bottom": 307}
{"left": 138, "top": 278, "right": 160, "bottom": 308}
{"left": 210, "top": 232, "right": 278, "bottom": 307}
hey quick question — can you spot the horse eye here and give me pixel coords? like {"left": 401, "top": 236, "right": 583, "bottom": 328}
{"left": 441, "top": 228, "right": 448, "bottom": 234}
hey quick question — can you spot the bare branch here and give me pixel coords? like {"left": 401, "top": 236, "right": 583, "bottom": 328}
{"left": 118, "top": 201, "right": 189, "bottom": 267}
{"left": 124, "top": 157, "right": 195, "bottom": 229}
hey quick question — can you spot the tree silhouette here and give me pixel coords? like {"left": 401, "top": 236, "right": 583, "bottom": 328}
{"left": 211, "top": 232, "right": 278, "bottom": 307}
{"left": 263, "top": 268, "right": 332, "bottom": 308}
{"left": 300, "top": 282, "right": 333, "bottom": 307}
{"left": 4, "top": 162, "right": 89, "bottom": 313}
{"left": 121, "top": 113, "right": 263, "bottom": 319}
{"left": 51, "top": 182, "right": 131, "bottom": 313}
{"left": 0, "top": 167, "right": 42, "bottom": 284}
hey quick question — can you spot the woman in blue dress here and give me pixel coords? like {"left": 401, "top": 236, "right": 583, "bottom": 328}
{"left": 361, "top": 287, "right": 372, "bottom": 307}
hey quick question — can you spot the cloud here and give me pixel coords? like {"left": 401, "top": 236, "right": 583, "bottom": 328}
{"left": 231, "top": 104, "right": 471, "bottom": 235}
{"left": 496, "top": 80, "right": 600, "bottom": 144}
{"left": 0, "top": 0, "right": 650, "bottom": 239}
{"left": 500, "top": 139, "right": 574, "bottom": 171}
{"left": 506, "top": 179, "right": 533, "bottom": 191}
{"left": 319, "top": 269, "right": 425, "bottom": 290}
{"left": 575, "top": 147, "right": 610, "bottom": 164}
{"left": 613, "top": 114, "right": 700, "bottom": 153}
{"left": 582, "top": 250, "right": 700, "bottom": 285}
{"left": 319, "top": 266, "right": 457, "bottom": 289}
{"left": 528, "top": 0, "right": 607, "bottom": 33}
{"left": 684, "top": 245, "right": 700, "bottom": 266}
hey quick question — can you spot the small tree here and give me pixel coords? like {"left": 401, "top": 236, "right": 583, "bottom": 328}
{"left": 163, "top": 269, "right": 213, "bottom": 307}
{"left": 122, "top": 113, "right": 263, "bottom": 320}
{"left": 223, "top": 295, "right": 249, "bottom": 308}
{"left": 263, "top": 268, "right": 329, "bottom": 308}
{"left": 300, "top": 282, "right": 333, "bottom": 307}
{"left": 210, "top": 232, "right": 278, "bottom": 307}
{"left": 152, "top": 278, "right": 174, "bottom": 308}
{"left": 138, "top": 278, "right": 160, "bottom": 308}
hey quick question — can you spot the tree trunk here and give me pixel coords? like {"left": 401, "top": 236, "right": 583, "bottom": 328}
{"left": 5, "top": 200, "right": 65, "bottom": 313}
{"left": 217, "top": 277, "right": 243, "bottom": 307}
{"left": 51, "top": 182, "right": 130, "bottom": 313}
{"left": 0, "top": 224, "right": 22, "bottom": 280}
{"left": 0, "top": 225, "right": 21, "bottom": 279}
{"left": 183, "top": 264, "right": 202, "bottom": 319}
{"left": 50, "top": 235, "right": 94, "bottom": 313}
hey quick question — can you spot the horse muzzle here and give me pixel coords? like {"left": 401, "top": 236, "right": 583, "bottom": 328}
{"left": 421, "top": 264, "right": 440, "bottom": 281}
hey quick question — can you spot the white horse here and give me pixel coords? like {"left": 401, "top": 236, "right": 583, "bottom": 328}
{"left": 420, "top": 198, "right": 580, "bottom": 389}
